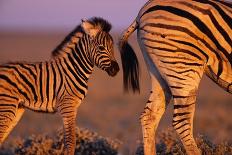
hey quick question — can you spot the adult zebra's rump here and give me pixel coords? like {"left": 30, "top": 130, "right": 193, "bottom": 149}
{"left": 0, "top": 17, "right": 119, "bottom": 155}
{"left": 119, "top": 0, "right": 232, "bottom": 155}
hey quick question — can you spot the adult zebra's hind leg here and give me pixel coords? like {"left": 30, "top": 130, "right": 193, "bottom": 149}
{"left": 172, "top": 94, "right": 200, "bottom": 155}
{"left": 140, "top": 73, "right": 171, "bottom": 155}
{"left": 165, "top": 66, "right": 204, "bottom": 155}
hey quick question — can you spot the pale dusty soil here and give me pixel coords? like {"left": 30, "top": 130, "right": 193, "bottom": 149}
{"left": 0, "top": 31, "right": 231, "bottom": 154}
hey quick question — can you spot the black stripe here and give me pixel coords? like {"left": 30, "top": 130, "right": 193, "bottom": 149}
{"left": 160, "top": 60, "right": 202, "bottom": 66}
{"left": 179, "top": 128, "right": 190, "bottom": 135}
{"left": 45, "top": 62, "right": 50, "bottom": 110}
{"left": 0, "top": 75, "right": 30, "bottom": 101}
{"left": 173, "top": 95, "right": 189, "bottom": 99}
{"left": 176, "top": 69, "right": 200, "bottom": 75}
{"left": 174, "top": 103, "right": 194, "bottom": 109}
{"left": 173, "top": 112, "right": 190, "bottom": 117}
{"left": 0, "top": 94, "right": 18, "bottom": 100}
{"left": 173, "top": 118, "right": 190, "bottom": 126}
{"left": 174, "top": 122, "right": 189, "bottom": 130}
{"left": 39, "top": 63, "right": 44, "bottom": 103}
{"left": 0, "top": 110, "right": 16, "bottom": 117}
{"left": 217, "top": 62, "right": 223, "bottom": 78}
{"left": 51, "top": 63, "right": 57, "bottom": 102}
{"left": 145, "top": 44, "right": 177, "bottom": 52}
{"left": 181, "top": 133, "right": 190, "bottom": 139}
{"left": 170, "top": 86, "right": 183, "bottom": 89}
{"left": 166, "top": 74, "right": 186, "bottom": 81}
{"left": 0, "top": 104, "right": 17, "bottom": 108}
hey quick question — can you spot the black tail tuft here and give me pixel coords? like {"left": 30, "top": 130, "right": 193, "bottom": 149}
{"left": 120, "top": 42, "right": 140, "bottom": 93}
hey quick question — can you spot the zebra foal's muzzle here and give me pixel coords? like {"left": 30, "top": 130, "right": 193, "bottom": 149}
{"left": 106, "top": 61, "right": 119, "bottom": 77}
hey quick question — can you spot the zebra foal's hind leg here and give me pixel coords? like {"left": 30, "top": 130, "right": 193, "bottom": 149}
{"left": 140, "top": 71, "right": 171, "bottom": 155}
{"left": 0, "top": 101, "right": 25, "bottom": 144}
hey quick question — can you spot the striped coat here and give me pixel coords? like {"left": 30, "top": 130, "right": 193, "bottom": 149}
{"left": 119, "top": 0, "right": 232, "bottom": 155}
{"left": 0, "top": 17, "right": 119, "bottom": 155}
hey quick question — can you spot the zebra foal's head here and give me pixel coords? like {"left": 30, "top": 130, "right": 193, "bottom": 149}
{"left": 81, "top": 17, "right": 119, "bottom": 77}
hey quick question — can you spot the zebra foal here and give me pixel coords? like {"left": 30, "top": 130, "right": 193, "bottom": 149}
{"left": 0, "top": 17, "right": 119, "bottom": 155}
{"left": 119, "top": 0, "right": 232, "bottom": 154}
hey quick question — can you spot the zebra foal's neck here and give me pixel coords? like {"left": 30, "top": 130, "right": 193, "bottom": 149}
{"left": 52, "top": 26, "right": 94, "bottom": 72}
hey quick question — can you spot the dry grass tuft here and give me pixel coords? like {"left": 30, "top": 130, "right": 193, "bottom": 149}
{"left": 0, "top": 128, "right": 120, "bottom": 155}
{"left": 136, "top": 129, "right": 232, "bottom": 155}
{"left": 1, "top": 128, "right": 232, "bottom": 155}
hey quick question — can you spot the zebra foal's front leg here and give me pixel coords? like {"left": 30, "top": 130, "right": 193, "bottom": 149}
{"left": 140, "top": 73, "right": 171, "bottom": 155}
{"left": 58, "top": 99, "right": 79, "bottom": 155}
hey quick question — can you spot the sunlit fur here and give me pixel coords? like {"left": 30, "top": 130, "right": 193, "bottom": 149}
{"left": 119, "top": 0, "right": 232, "bottom": 155}
{"left": 0, "top": 17, "right": 119, "bottom": 155}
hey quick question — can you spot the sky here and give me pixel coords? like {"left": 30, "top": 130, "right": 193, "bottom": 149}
{"left": 0, "top": 0, "right": 145, "bottom": 31}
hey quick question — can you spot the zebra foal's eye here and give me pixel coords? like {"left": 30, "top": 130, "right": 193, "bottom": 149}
{"left": 98, "top": 46, "right": 105, "bottom": 51}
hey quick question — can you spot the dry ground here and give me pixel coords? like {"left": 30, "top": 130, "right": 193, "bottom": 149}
{"left": 0, "top": 31, "right": 231, "bottom": 154}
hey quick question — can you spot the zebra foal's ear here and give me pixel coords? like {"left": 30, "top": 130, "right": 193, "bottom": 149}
{"left": 81, "top": 19, "right": 101, "bottom": 38}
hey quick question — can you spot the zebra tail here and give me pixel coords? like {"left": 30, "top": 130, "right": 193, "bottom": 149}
{"left": 118, "top": 20, "right": 140, "bottom": 93}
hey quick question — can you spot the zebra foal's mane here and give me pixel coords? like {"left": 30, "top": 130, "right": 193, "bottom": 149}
{"left": 52, "top": 17, "right": 112, "bottom": 57}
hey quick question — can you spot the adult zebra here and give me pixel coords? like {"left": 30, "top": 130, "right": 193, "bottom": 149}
{"left": 119, "top": 0, "right": 232, "bottom": 154}
{"left": 0, "top": 17, "right": 119, "bottom": 155}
